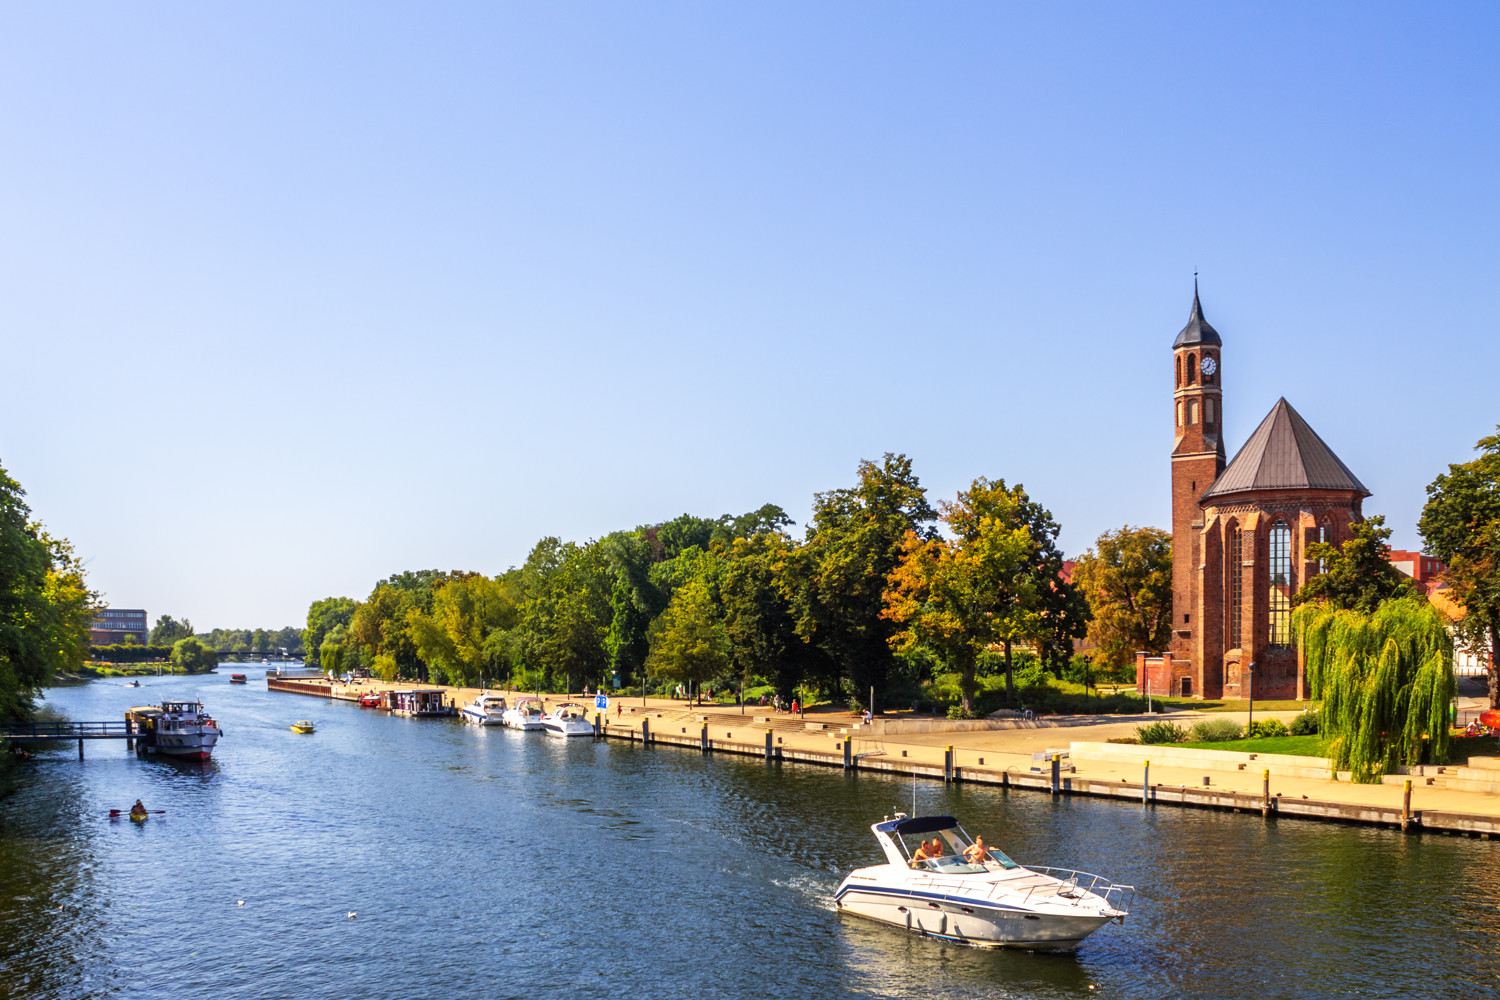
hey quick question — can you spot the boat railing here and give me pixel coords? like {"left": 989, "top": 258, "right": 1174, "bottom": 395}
{"left": 1018, "top": 867, "right": 1135, "bottom": 911}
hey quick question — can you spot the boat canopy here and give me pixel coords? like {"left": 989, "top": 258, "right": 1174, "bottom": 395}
{"left": 876, "top": 815, "right": 959, "bottom": 836}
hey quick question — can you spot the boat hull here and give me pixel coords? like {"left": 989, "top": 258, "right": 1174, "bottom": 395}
{"left": 541, "top": 722, "right": 594, "bottom": 737}
{"left": 834, "top": 885, "right": 1114, "bottom": 952}
{"left": 460, "top": 709, "right": 505, "bottom": 726}
{"left": 150, "top": 733, "right": 219, "bottom": 760}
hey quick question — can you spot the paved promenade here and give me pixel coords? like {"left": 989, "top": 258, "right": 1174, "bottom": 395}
{"left": 275, "top": 675, "right": 1500, "bottom": 835}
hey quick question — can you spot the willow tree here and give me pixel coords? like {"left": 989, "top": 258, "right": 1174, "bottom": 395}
{"left": 1295, "top": 596, "right": 1455, "bottom": 782}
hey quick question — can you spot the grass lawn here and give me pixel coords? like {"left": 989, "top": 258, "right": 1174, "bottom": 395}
{"left": 1450, "top": 734, "right": 1500, "bottom": 762}
{"left": 1172, "top": 734, "right": 1328, "bottom": 756}
{"left": 1155, "top": 698, "right": 1314, "bottom": 714}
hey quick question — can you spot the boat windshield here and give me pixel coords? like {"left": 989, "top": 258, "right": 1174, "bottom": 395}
{"left": 899, "top": 824, "right": 1019, "bottom": 872}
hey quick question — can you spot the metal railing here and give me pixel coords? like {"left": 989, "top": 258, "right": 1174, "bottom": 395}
{"left": 0, "top": 721, "right": 132, "bottom": 739}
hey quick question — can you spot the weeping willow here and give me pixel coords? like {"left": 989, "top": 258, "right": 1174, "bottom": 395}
{"left": 1294, "top": 596, "right": 1456, "bottom": 783}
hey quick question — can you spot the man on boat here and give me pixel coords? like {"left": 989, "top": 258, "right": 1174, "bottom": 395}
{"left": 909, "top": 838, "right": 942, "bottom": 867}
{"left": 129, "top": 800, "right": 148, "bottom": 821}
{"left": 964, "top": 836, "right": 991, "bottom": 865}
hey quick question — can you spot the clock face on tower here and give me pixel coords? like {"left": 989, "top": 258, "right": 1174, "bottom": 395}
{"left": 1200, "top": 356, "right": 1217, "bottom": 376}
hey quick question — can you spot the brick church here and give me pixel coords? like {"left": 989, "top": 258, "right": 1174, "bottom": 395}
{"left": 1139, "top": 287, "right": 1370, "bottom": 701}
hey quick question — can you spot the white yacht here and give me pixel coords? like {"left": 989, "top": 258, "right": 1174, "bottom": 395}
{"left": 460, "top": 692, "right": 509, "bottom": 726}
{"left": 501, "top": 697, "right": 546, "bottom": 731}
{"left": 129, "top": 701, "right": 223, "bottom": 761}
{"left": 834, "top": 814, "right": 1131, "bottom": 952}
{"left": 540, "top": 703, "right": 594, "bottom": 738}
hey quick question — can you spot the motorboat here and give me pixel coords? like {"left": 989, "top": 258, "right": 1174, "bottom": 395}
{"left": 460, "top": 692, "right": 508, "bottom": 726}
{"left": 358, "top": 693, "right": 383, "bottom": 709}
{"left": 833, "top": 814, "right": 1131, "bottom": 952}
{"left": 540, "top": 703, "right": 594, "bottom": 738}
{"left": 290, "top": 720, "right": 316, "bottom": 734}
{"left": 128, "top": 701, "right": 222, "bottom": 761}
{"left": 229, "top": 674, "right": 247, "bottom": 684}
{"left": 501, "top": 698, "right": 546, "bottom": 731}
{"left": 125, "top": 680, "right": 141, "bottom": 688}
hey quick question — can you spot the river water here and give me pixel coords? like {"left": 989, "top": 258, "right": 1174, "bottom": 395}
{"left": 2, "top": 675, "right": 1498, "bottom": 999}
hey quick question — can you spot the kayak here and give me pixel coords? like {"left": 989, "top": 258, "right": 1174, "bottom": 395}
{"left": 129, "top": 813, "right": 148, "bottom": 823}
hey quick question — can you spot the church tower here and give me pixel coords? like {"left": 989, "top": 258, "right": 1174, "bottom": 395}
{"left": 1169, "top": 284, "right": 1225, "bottom": 696}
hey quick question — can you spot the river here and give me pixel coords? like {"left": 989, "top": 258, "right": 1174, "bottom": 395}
{"left": 2, "top": 675, "right": 1497, "bottom": 999}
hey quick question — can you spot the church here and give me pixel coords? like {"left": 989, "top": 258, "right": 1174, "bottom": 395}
{"left": 1138, "top": 288, "right": 1371, "bottom": 701}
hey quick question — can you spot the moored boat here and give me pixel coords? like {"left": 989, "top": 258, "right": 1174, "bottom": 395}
{"left": 359, "top": 693, "right": 383, "bottom": 709}
{"left": 384, "top": 689, "right": 452, "bottom": 717}
{"left": 540, "top": 703, "right": 594, "bottom": 738}
{"left": 128, "top": 701, "right": 222, "bottom": 761}
{"left": 501, "top": 697, "right": 545, "bottom": 731}
{"left": 833, "top": 814, "right": 1132, "bottom": 952}
{"left": 460, "top": 693, "right": 508, "bottom": 726}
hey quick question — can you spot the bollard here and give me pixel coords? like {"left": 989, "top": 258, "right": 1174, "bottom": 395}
{"left": 641, "top": 718, "right": 650, "bottom": 745}
{"left": 1403, "top": 778, "right": 1413, "bottom": 831}
{"left": 944, "top": 746, "right": 954, "bottom": 783}
{"left": 1262, "top": 769, "right": 1271, "bottom": 816}
{"left": 78, "top": 738, "right": 84, "bottom": 761}
{"left": 700, "top": 724, "right": 709, "bottom": 753}
{"left": 594, "top": 713, "right": 602, "bottom": 739}
{"left": 1142, "top": 760, "right": 1150, "bottom": 805}
{"left": 844, "top": 738, "right": 852, "bottom": 771}
{"left": 766, "top": 729, "right": 773, "bottom": 760}
{"left": 1051, "top": 754, "right": 1061, "bottom": 795}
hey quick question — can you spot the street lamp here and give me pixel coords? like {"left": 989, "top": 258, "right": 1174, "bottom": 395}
{"left": 1246, "top": 661, "right": 1257, "bottom": 735}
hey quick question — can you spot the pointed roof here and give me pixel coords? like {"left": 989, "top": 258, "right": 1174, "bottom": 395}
{"left": 1173, "top": 281, "right": 1222, "bottom": 348}
{"left": 1201, "top": 398, "right": 1370, "bottom": 501}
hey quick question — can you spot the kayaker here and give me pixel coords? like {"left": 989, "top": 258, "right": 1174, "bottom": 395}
{"left": 129, "top": 800, "right": 147, "bottom": 820}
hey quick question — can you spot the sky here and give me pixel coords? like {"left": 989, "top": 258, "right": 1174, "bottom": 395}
{"left": 2, "top": 3, "right": 1498, "bottom": 630}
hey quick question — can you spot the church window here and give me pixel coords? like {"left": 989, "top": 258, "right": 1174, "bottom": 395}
{"left": 1317, "top": 523, "right": 1330, "bottom": 574}
{"left": 1205, "top": 398, "right": 1215, "bottom": 427}
{"left": 1187, "top": 353, "right": 1197, "bottom": 384}
{"left": 1188, "top": 400, "right": 1198, "bottom": 424}
{"left": 1229, "top": 525, "right": 1243, "bottom": 649}
{"left": 1176, "top": 356, "right": 1182, "bottom": 387}
{"left": 1177, "top": 400, "right": 1184, "bottom": 427}
{"left": 1268, "top": 521, "right": 1293, "bottom": 646}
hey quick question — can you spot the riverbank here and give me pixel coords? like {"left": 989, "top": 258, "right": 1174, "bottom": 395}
{"left": 266, "top": 676, "right": 1500, "bottom": 838}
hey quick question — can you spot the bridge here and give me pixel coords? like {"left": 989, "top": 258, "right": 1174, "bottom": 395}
{"left": 1, "top": 720, "right": 135, "bottom": 758}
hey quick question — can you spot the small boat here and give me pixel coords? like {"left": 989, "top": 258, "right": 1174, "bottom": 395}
{"left": 358, "top": 693, "right": 383, "bottom": 709}
{"left": 229, "top": 674, "right": 247, "bottom": 684}
{"left": 125, "top": 680, "right": 140, "bottom": 687}
{"left": 501, "top": 698, "right": 546, "bottom": 731}
{"left": 460, "top": 693, "right": 508, "bottom": 726}
{"left": 130, "top": 812, "right": 149, "bottom": 824}
{"left": 128, "top": 701, "right": 222, "bottom": 761}
{"left": 833, "top": 814, "right": 1132, "bottom": 952}
{"left": 540, "top": 703, "right": 594, "bottom": 738}
{"left": 290, "top": 721, "right": 316, "bottom": 734}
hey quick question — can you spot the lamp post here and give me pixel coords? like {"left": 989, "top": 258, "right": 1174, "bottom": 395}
{"left": 1246, "top": 661, "right": 1257, "bottom": 735}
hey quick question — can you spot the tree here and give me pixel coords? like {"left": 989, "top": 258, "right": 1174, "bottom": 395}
{"left": 0, "top": 464, "right": 95, "bottom": 719}
{"left": 1295, "top": 596, "right": 1455, "bottom": 781}
{"left": 1419, "top": 428, "right": 1500, "bottom": 708}
{"left": 1294, "top": 516, "right": 1419, "bottom": 614}
{"left": 319, "top": 624, "right": 347, "bottom": 678}
{"left": 1071, "top": 526, "right": 1173, "bottom": 673}
{"left": 645, "top": 577, "right": 731, "bottom": 699}
{"left": 150, "top": 615, "right": 194, "bottom": 646}
{"left": 720, "top": 532, "right": 817, "bottom": 696}
{"left": 170, "top": 636, "right": 218, "bottom": 674}
{"left": 784, "top": 454, "right": 937, "bottom": 707}
{"left": 303, "top": 596, "right": 358, "bottom": 671}
{"left": 408, "top": 573, "right": 520, "bottom": 687}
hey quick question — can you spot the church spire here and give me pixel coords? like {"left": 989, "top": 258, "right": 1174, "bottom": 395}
{"left": 1174, "top": 281, "right": 1222, "bottom": 348}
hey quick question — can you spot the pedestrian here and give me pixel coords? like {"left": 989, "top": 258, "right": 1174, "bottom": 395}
{"left": 791, "top": 698, "right": 799, "bottom": 715}
{"left": 616, "top": 702, "right": 622, "bottom": 719}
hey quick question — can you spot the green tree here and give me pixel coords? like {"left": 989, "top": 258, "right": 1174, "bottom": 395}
{"left": 319, "top": 623, "right": 348, "bottom": 678}
{"left": 1294, "top": 516, "right": 1419, "bottom": 614}
{"left": 303, "top": 596, "right": 358, "bottom": 671}
{"left": 1071, "top": 526, "right": 1173, "bottom": 673}
{"left": 170, "top": 636, "right": 218, "bottom": 674}
{"left": 646, "top": 577, "right": 731, "bottom": 698}
{"left": 408, "top": 573, "right": 521, "bottom": 687}
{"left": 0, "top": 465, "right": 95, "bottom": 719}
{"left": 150, "top": 615, "right": 193, "bottom": 646}
{"left": 516, "top": 538, "right": 613, "bottom": 691}
{"left": 720, "top": 532, "right": 817, "bottom": 696}
{"left": 1295, "top": 596, "right": 1455, "bottom": 781}
{"left": 1419, "top": 428, "right": 1500, "bottom": 708}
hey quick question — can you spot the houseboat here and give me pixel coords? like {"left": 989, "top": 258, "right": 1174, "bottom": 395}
{"left": 383, "top": 689, "right": 453, "bottom": 717}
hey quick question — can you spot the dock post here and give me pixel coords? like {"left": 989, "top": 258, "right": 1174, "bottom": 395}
{"left": 765, "top": 729, "right": 773, "bottom": 760}
{"left": 944, "top": 746, "right": 953, "bottom": 783}
{"left": 1051, "top": 754, "right": 1061, "bottom": 795}
{"left": 1262, "top": 769, "right": 1271, "bottom": 816}
{"left": 125, "top": 713, "right": 133, "bottom": 751}
{"left": 1142, "top": 760, "right": 1150, "bottom": 805}
{"left": 1402, "top": 779, "right": 1413, "bottom": 831}
{"left": 844, "top": 738, "right": 852, "bottom": 771}
{"left": 641, "top": 718, "right": 650, "bottom": 745}
{"left": 78, "top": 738, "right": 84, "bottom": 761}
{"left": 700, "top": 723, "right": 709, "bottom": 753}
{"left": 594, "top": 713, "right": 602, "bottom": 739}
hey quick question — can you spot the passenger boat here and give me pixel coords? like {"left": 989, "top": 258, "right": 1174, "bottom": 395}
{"left": 540, "top": 703, "right": 594, "bottom": 738}
{"left": 127, "top": 701, "right": 223, "bottom": 761}
{"left": 501, "top": 697, "right": 546, "bottom": 731}
{"left": 833, "top": 814, "right": 1132, "bottom": 952}
{"left": 230, "top": 674, "right": 247, "bottom": 684}
{"left": 460, "top": 693, "right": 508, "bottom": 726}
{"left": 290, "top": 721, "right": 316, "bottom": 734}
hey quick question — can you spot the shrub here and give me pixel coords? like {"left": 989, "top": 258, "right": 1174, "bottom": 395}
{"left": 1248, "top": 718, "right": 1289, "bottom": 739}
{"left": 1288, "top": 711, "right": 1320, "bottom": 736}
{"left": 947, "top": 705, "right": 978, "bottom": 720}
{"left": 1190, "top": 718, "right": 1244, "bottom": 742}
{"left": 1135, "top": 721, "right": 1189, "bottom": 744}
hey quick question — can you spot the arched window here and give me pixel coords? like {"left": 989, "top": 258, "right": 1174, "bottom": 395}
{"left": 1187, "top": 353, "right": 1197, "bottom": 384}
{"left": 1268, "top": 520, "right": 1293, "bottom": 646}
{"left": 1205, "top": 398, "right": 1215, "bottom": 428}
{"left": 1188, "top": 400, "right": 1198, "bottom": 424}
{"left": 1177, "top": 400, "right": 1184, "bottom": 427}
{"left": 1317, "top": 519, "right": 1331, "bottom": 574}
{"left": 1228, "top": 522, "right": 1243, "bottom": 649}
{"left": 1176, "top": 356, "right": 1182, "bottom": 387}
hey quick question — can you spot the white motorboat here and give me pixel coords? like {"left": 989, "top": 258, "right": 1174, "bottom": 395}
{"left": 834, "top": 814, "right": 1131, "bottom": 952}
{"left": 129, "top": 701, "right": 223, "bottom": 761}
{"left": 460, "top": 692, "right": 509, "bottom": 726}
{"left": 540, "top": 703, "right": 594, "bottom": 738}
{"left": 501, "top": 697, "right": 546, "bottom": 731}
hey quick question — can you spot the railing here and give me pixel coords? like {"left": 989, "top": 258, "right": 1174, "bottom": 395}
{"left": 0, "top": 721, "right": 132, "bottom": 739}
{"left": 1020, "top": 866, "right": 1136, "bottom": 911}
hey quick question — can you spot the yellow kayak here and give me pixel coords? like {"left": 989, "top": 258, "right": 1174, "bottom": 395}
{"left": 129, "top": 812, "right": 148, "bottom": 823}
{"left": 290, "top": 721, "right": 316, "bottom": 734}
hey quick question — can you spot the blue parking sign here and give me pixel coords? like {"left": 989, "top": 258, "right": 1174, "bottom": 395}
{"left": 595, "top": 694, "right": 609, "bottom": 710}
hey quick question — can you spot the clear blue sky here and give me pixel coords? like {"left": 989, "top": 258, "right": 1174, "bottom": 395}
{"left": 3, "top": 3, "right": 1497, "bottom": 630}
